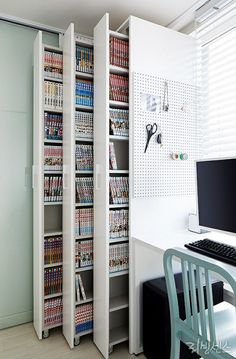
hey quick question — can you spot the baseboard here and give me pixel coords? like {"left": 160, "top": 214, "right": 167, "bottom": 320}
{"left": 0, "top": 310, "right": 33, "bottom": 330}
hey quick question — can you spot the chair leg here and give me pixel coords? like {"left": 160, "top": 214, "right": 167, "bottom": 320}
{"left": 170, "top": 332, "right": 180, "bottom": 359}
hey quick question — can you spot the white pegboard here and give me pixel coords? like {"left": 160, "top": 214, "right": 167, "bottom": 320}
{"left": 133, "top": 72, "right": 200, "bottom": 198}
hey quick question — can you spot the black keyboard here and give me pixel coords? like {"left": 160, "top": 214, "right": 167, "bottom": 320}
{"left": 185, "top": 239, "right": 236, "bottom": 266}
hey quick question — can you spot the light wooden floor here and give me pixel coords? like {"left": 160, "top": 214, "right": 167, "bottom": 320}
{"left": 0, "top": 323, "right": 146, "bottom": 359}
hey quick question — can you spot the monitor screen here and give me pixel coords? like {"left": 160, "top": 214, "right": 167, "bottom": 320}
{"left": 196, "top": 158, "right": 236, "bottom": 234}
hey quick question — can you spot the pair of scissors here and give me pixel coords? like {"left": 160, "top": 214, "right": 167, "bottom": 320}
{"left": 144, "top": 123, "right": 157, "bottom": 153}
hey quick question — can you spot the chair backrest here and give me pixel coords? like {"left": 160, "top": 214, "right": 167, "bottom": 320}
{"left": 163, "top": 247, "right": 236, "bottom": 354}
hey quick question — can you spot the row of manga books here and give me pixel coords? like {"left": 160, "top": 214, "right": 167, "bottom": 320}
{"left": 110, "top": 36, "right": 129, "bottom": 69}
{"left": 44, "top": 112, "right": 63, "bottom": 141}
{"left": 44, "top": 267, "right": 62, "bottom": 296}
{"left": 75, "top": 111, "right": 93, "bottom": 139}
{"left": 109, "top": 142, "right": 117, "bottom": 170}
{"left": 44, "top": 236, "right": 63, "bottom": 265}
{"left": 75, "top": 303, "right": 93, "bottom": 334}
{"left": 44, "top": 81, "right": 63, "bottom": 109}
{"left": 75, "top": 177, "right": 93, "bottom": 204}
{"left": 44, "top": 50, "right": 63, "bottom": 80}
{"left": 110, "top": 74, "right": 129, "bottom": 103}
{"left": 75, "top": 273, "right": 88, "bottom": 302}
{"left": 109, "top": 243, "right": 129, "bottom": 273}
{"left": 109, "top": 209, "right": 129, "bottom": 239}
{"left": 44, "top": 145, "right": 63, "bottom": 171}
{"left": 75, "top": 208, "right": 93, "bottom": 237}
{"left": 76, "top": 45, "right": 94, "bottom": 74}
{"left": 75, "top": 144, "right": 93, "bottom": 171}
{"left": 75, "top": 79, "right": 93, "bottom": 107}
{"left": 44, "top": 175, "right": 62, "bottom": 202}
{"left": 109, "top": 177, "right": 129, "bottom": 204}
{"left": 44, "top": 297, "right": 63, "bottom": 327}
{"left": 110, "top": 109, "right": 129, "bottom": 137}
{"left": 75, "top": 240, "right": 93, "bottom": 268}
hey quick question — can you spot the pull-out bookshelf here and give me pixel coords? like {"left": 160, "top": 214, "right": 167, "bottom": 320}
{"left": 94, "top": 14, "right": 129, "bottom": 358}
{"left": 63, "top": 23, "right": 94, "bottom": 348}
{"left": 33, "top": 32, "right": 63, "bottom": 339}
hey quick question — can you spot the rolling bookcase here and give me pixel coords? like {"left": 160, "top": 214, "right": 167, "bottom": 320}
{"left": 63, "top": 23, "right": 94, "bottom": 348}
{"left": 33, "top": 31, "right": 63, "bottom": 339}
{"left": 94, "top": 13, "right": 130, "bottom": 359}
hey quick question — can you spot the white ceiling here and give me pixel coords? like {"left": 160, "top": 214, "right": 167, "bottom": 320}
{"left": 0, "top": 0, "right": 199, "bottom": 35}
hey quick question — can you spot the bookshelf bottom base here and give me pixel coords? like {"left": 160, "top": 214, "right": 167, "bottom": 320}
{"left": 109, "top": 325, "right": 129, "bottom": 347}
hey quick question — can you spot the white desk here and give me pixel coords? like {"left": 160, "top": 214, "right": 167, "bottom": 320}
{"left": 130, "top": 229, "right": 236, "bottom": 355}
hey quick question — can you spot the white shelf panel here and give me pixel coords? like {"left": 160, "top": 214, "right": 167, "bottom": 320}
{"left": 75, "top": 329, "right": 93, "bottom": 338}
{"left": 75, "top": 203, "right": 93, "bottom": 207}
{"left": 109, "top": 204, "right": 129, "bottom": 209}
{"left": 44, "top": 322, "right": 62, "bottom": 330}
{"left": 109, "top": 135, "right": 129, "bottom": 141}
{"left": 109, "top": 30, "right": 129, "bottom": 40}
{"left": 44, "top": 170, "right": 63, "bottom": 174}
{"left": 109, "top": 325, "right": 129, "bottom": 346}
{"left": 44, "top": 262, "right": 62, "bottom": 268}
{"left": 75, "top": 105, "right": 93, "bottom": 111}
{"left": 75, "top": 137, "right": 93, "bottom": 143}
{"left": 43, "top": 44, "right": 62, "bottom": 53}
{"left": 76, "top": 71, "right": 93, "bottom": 79}
{"left": 44, "top": 202, "right": 63, "bottom": 206}
{"left": 44, "top": 230, "right": 62, "bottom": 237}
{"left": 109, "top": 270, "right": 129, "bottom": 278}
{"left": 75, "top": 170, "right": 93, "bottom": 175}
{"left": 109, "top": 237, "right": 129, "bottom": 244}
{"left": 44, "top": 292, "right": 62, "bottom": 300}
{"left": 109, "top": 100, "right": 129, "bottom": 108}
{"left": 44, "top": 139, "right": 63, "bottom": 144}
{"left": 76, "top": 292, "right": 93, "bottom": 305}
{"left": 75, "top": 265, "right": 93, "bottom": 272}
{"left": 44, "top": 107, "right": 63, "bottom": 113}
{"left": 109, "top": 65, "right": 129, "bottom": 75}
{"left": 109, "top": 170, "right": 129, "bottom": 174}
{"left": 44, "top": 76, "right": 63, "bottom": 83}
{"left": 75, "top": 234, "right": 93, "bottom": 240}
{"left": 109, "top": 295, "right": 129, "bottom": 312}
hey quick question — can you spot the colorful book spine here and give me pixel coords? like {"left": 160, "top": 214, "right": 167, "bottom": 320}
{"left": 76, "top": 45, "right": 94, "bottom": 74}
{"left": 44, "top": 175, "right": 63, "bottom": 202}
{"left": 44, "top": 297, "right": 63, "bottom": 327}
{"left": 44, "top": 81, "right": 63, "bottom": 110}
{"left": 75, "top": 208, "right": 94, "bottom": 237}
{"left": 109, "top": 74, "right": 129, "bottom": 103}
{"left": 75, "top": 111, "right": 93, "bottom": 139}
{"left": 75, "top": 303, "right": 93, "bottom": 334}
{"left": 109, "top": 243, "right": 129, "bottom": 273}
{"left": 109, "top": 176, "right": 129, "bottom": 204}
{"left": 75, "top": 79, "right": 93, "bottom": 107}
{"left": 44, "top": 266, "right": 63, "bottom": 296}
{"left": 44, "top": 50, "right": 63, "bottom": 80}
{"left": 109, "top": 209, "right": 129, "bottom": 239}
{"left": 75, "top": 240, "right": 93, "bottom": 269}
{"left": 75, "top": 144, "right": 93, "bottom": 171}
{"left": 44, "top": 145, "right": 63, "bottom": 171}
{"left": 109, "top": 109, "right": 129, "bottom": 137}
{"left": 110, "top": 37, "right": 129, "bottom": 69}
{"left": 75, "top": 177, "right": 93, "bottom": 204}
{"left": 44, "top": 112, "right": 63, "bottom": 141}
{"left": 44, "top": 236, "right": 63, "bottom": 264}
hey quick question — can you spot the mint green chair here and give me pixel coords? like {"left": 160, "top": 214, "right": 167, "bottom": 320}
{"left": 163, "top": 247, "right": 236, "bottom": 359}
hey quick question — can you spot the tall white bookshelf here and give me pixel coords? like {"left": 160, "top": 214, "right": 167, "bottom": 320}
{"left": 94, "top": 13, "right": 130, "bottom": 358}
{"left": 33, "top": 32, "right": 63, "bottom": 339}
{"left": 63, "top": 23, "right": 94, "bottom": 348}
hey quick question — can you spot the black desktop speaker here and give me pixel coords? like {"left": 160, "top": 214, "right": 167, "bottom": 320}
{"left": 143, "top": 273, "right": 223, "bottom": 359}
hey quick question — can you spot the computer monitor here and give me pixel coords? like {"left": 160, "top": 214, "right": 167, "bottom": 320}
{"left": 196, "top": 158, "right": 236, "bottom": 234}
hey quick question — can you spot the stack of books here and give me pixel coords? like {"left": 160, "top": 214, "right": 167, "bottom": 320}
{"left": 75, "top": 144, "right": 93, "bottom": 171}
{"left": 75, "top": 79, "right": 93, "bottom": 107}
{"left": 44, "top": 236, "right": 63, "bottom": 264}
{"left": 109, "top": 177, "right": 129, "bottom": 204}
{"left": 44, "top": 81, "right": 63, "bottom": 110}
{"left": 44, "top": 175, "right": 63, "bottom": 202}
{"left": 44, "top": 51, "right": 63, "bottom": 80}
{"left": 109, "top": 209, "right": 129, "bottom": 239}
{"left": 109, "top": 243, "right": 129, "bottom": 273}
{"left": 44, "top": 297, "right": 63, "bottom": 327}
{"left": 76, "top": 45, "right": 93, "bottom": 74}
{"left": 75, "top": 240, "right": 93, "bottom": 268}
{"left": 44, "top": 267, "right": 63, "bottom": 295}
{"left": 109, "top": 74, "right": 129, "bottom": 103}
{"left": 75, "top": 273, "right": 88, "bottom": 302}
{"left": 75, "top": 303, "right": 93, "bottom": 334}
{"left": 44, "top": 112, "right": 63, "bottom": 141}
{"left": 75, "top": 177, "right": 93, "bottom": 204}
{"left": 110, "top": 109, "right": 129, "bottom": 137}
{"left": 44, "top": 146, "right": 63, "bottom": 171}
{"left": 75, "top": 208, "right": 93, "bottom": 237}
{"left": 75, "top": 111, "right": 93, "bottom": 139}
{"left": 110, "top": 37, "right": 129, "bottom": 69}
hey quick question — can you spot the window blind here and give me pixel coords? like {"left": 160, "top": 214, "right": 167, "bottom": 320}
{"left": 195, "top": 0, "right": 236, "bottom": 158}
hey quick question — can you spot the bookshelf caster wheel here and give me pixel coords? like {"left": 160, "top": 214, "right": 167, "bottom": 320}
{"left": 43, "top": 330, "right": 49, "bottom": 339}
{"left": 109, "top": 345, "right": 113, "bottom": 354}
{"left": 74, "top": 337, "right": 80, "bottom": 346}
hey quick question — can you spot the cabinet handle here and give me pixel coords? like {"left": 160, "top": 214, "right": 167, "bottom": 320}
{"left": 95, "top": 164, "right": 101, "bottom": 191}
